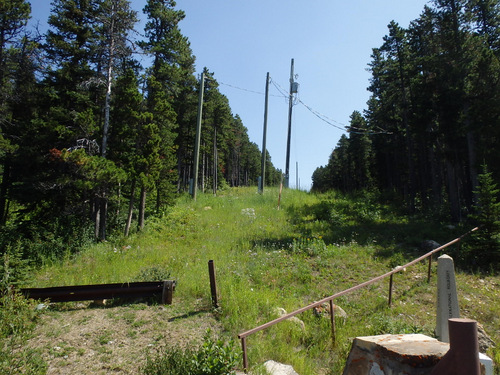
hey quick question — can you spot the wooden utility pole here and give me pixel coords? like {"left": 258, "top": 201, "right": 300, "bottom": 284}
{"left": 285, "top": 59, "right": 295, "bottom": 188}
{"left": 192, "top": 72, "right": 205, "bottom": 200}
{"left": 296, "top": 161, "right": 299, "bottom": 190}
{"left": 260, "top": 72, "right": 270, "bottom": 194}
{"left": 213, "top": 126, "right": 217, "bottom": 195}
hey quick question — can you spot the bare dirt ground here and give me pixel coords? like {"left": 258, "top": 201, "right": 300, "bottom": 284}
{"left": 26, "top": 298, "right": 222, "bottom": 374}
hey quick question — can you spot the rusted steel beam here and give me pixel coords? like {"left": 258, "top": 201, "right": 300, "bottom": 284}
{"left": 21, "top": 280, "right": 176, "bottom": 304}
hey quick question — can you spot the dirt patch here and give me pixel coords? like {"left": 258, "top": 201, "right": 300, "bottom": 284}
{"left": 26, "top": 299, "right": 222, "bottom": 374}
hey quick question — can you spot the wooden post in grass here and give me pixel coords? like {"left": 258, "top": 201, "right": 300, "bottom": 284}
{"left": 208, "top": 260, "right": 219, "bottom": 309}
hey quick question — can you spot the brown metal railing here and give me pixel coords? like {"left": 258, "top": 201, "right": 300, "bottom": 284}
{"left": 237, "top": 227, "right": 478, "bottom": 371}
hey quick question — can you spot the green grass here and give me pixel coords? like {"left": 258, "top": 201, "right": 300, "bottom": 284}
{"left": 26, "top": 187, "right": 500, "bottom": 374}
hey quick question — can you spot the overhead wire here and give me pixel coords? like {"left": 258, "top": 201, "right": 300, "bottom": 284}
{"left": 219, "top": 76, "right": 392, "bottom": 135}
{"left": 219, "top": 81, "right": 282, "bottom": 97}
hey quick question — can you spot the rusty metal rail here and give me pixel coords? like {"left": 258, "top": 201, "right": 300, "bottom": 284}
{"left": 237, "top": 227, "right": 478, "bottom": 371}
{"left": 21, "top": 280, "right": 176, "bottom": 305}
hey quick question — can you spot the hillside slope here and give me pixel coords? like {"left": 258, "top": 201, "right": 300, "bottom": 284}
{"left": 21, "top": 188, "right": 500, "bottom": 374}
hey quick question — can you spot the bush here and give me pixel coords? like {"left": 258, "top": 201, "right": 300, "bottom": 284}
{"left": 133, "top": 266, "right": 171, "bottom": 282}
{"left": 0, "top": 292, "right": 47, "bottom": 374}
{"left": 0, "top": 245, "right": 31, "bottom": 293}
{"left": 142, "top": 330, "right": 240, "bottom": 375}
{"left": 462, "top": 165, "right": 500, "bottom": 272}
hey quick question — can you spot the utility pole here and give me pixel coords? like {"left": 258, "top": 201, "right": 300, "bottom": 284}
{"left": 192, "top": 72, "right": 205, "bottom": 200}
{"left": 260, "top": 72, "right": 270, "bottom": 194}
{"left": 285, "top": 58, "right": 297, "bottom": 188}
{"left": 296, "top": 161, "right": 299, "bottom": 190}
{"left": 213, "top": 126, "right": 217, "bottom": 196}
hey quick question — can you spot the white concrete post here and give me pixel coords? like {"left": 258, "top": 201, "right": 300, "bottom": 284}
{"left": 436, "top": 254, "right": 460, "bottom": 342}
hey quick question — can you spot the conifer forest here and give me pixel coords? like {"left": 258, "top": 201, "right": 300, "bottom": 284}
{"left": 2, "top": 0, "right": 500, "bottom": 265}
{"left": 0, "top": 0, "right": 282, "bottom": 254}
{"left": 312, "top": 0, "right": 500, "bottom": 225}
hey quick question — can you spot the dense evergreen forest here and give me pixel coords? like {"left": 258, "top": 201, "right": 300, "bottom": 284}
{"left": 312, "top": 0, "right": 500, "bottom": 223}
{"left": 0, "top": 0, "right": 282, "bottom": 255}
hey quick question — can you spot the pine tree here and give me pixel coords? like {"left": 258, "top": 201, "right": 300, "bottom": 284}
{"left": 0, "top": 0, "right": 31, "bottom": 225}
{"left": 109, "top": 64, "right": 143, "bottom": 236}
{"left": 95, "top": 0, "right": 137, "bottom": 158}
{"left": 466, "top": 164, "right": 500, "bottom": 270}
{"left": 346, "top": 111, "right": 373, "bottom": 191}
{"left": 140, "top": 0, "right": 195, "bottom": 211}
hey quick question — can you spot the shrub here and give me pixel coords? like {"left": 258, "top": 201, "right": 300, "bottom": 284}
{"left": 0, "top": 292, "right": 47, "bottom": 374}
{"left": 133, "top": 266, "right": 171, "bottom": 282}
{"left": 0, "top": 245, "right": 31, "bottom": 293}
{"left": 142, "top": 330, "right": 240, "bottom": 375}
{"left": 463, "top": 164, "right": 500, "bottom": 272}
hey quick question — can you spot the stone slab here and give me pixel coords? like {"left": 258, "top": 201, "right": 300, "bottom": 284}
{"left": 343, "top": 334, "right": 449, "bottom": 375}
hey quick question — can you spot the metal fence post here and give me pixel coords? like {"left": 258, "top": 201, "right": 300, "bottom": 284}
{"left": 388, "top": 273, "right": 394, "bottom": 307}
{"left": 428, "top": 254, "right": 432, "bottom": 283}
{"left": 208, "top": 260, "right": 219, "bottom": 309}
{"left": 241, "top": 337, "right": 248, "bottom": 373}
{"left": 329, "top": 299, "right": 336, "bottom": 347}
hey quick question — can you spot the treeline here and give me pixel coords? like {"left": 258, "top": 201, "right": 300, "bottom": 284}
{"left": 312, "top": 0, "right": 500, "bottom": 222}
{"left": 0, "top": 0, "right": 281, "bottom": 254}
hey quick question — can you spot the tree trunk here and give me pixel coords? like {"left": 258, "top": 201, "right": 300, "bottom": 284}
{"left": 99, "top": 196, "right": 107, "bottom": 241}
{"left": 0, "top": 157, "right": 11, "bottom": 225}
{"left": 138, "top": 185, "right": 146, "bottom": 231}
{"left": 213, "top": 126, "right": 217, "bottom": 195}
{"left": 467, "top": 131, "right": 478, "bottom": 203}
{"left": 94, "top": 198, "right": 100, "bottom": 239}
{"left": 124, "top": 179, "right": 136, "bottom": 237}
{"left": 446, "top": 160, "right": 461, "bottom": 222}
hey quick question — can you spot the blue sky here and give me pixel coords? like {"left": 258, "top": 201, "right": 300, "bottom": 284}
{"left": 29, "top": 0, "right": 431, "bottom": 190}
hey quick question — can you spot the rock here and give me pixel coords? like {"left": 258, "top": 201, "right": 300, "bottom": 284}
{"left": 264, "top": 360, "right": 299, "bottom": 375}
{"left": 35, "top": 303, "right": 48, "bottom": 311}
{"left": 478, "top": 323, "right": 496, "bottom": 352}
{"left": 235, "top": 360, "right": 300, "bottom": 375}
{"left": 312, "top": 302, "right": 347, "bottom": 322}
{"left": 421, "top": 240, "right": 441, "bottom": 252}
{"left": 343, "top": 334, "right": 449, "bottom": 375}
{"left": 274, "top": 307, "right": 305, "bottom": 332}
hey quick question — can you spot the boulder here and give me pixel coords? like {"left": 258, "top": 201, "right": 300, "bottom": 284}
{"left": 235, "top": 361, "right": 299, "bottom": 375}
{"left": 264, "top": 360, "right": 299, "bottom": 375}
{"left": 274, "top": 307, "right": 305, "bottom": 332}
{"left": 312, "top": 302, "right": 347, "bottom": 323}
{"left": 478, "top": 323, "right": 496, "bottom": 352}
{"left": 421, "top": 240, "right": 441, "bottom": 252}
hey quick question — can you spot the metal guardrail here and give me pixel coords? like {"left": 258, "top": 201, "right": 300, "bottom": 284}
{"left": 237, "top": 227, "right": 478, "bottom": 372}
{"left": 21, "top": 280, "right": 176, "bottom": 305}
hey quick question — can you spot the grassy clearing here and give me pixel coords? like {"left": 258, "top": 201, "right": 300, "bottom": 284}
{"left": 20, "top": 187, "right": 500, "bottom": 374}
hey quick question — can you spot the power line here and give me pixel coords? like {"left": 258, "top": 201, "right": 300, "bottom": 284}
{"left": 224, "top": 76, "right": 393, "bottom": 135}
{"left": 219, "top": 81, "right": 282, "bottom": 97}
